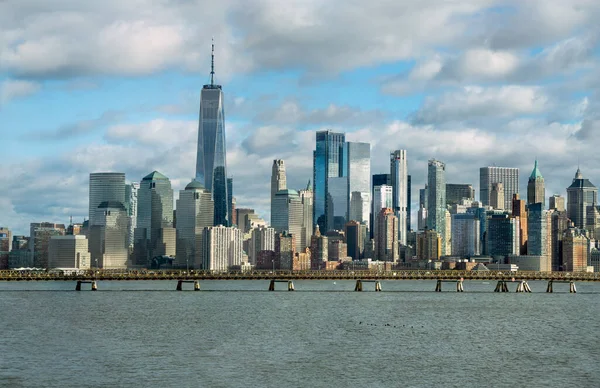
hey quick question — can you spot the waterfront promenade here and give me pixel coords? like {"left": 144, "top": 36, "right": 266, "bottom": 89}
{"left": 0, "top": 269, "right": 598, "bottom": 282}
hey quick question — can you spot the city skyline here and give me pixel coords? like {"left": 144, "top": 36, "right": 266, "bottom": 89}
{"left": 2, "top": 2, "right": 600, "bottom": 235}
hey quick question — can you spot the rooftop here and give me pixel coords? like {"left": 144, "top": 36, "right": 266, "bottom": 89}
{"left": 185, "top": 179, "right": 206, "bottom": 190}
{"left": 142, "top": 171, "right": 169, "bottom": 181}
{"left": 529, "top": 160, "right": 543, "bottom": 180}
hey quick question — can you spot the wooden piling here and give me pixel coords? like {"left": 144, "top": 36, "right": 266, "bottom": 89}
{"left": 288, "top": 281, "right": 295, "bottom": 291}
{"left": 91, "top": 281, "right": 97, "bottom": 291}
{"left": 375, "top": 281, "right": 382, "bottom": 292}
{"left": 435, "top": 280, "right": 442, "bottom": 292}
{"left": 268, "top": 280, "right": 275, "bottom": 291}
{"left": 570, "top": 282, "right": 576, "bottom": 293}
{"left": 176, "top": 280, "right": 183, "bottom": 291}
{"left": 546, "top": 281, "right": 553, "bottom": 293}
{"left": 194, "top": 281, "right": 200, "bottom": 291}
{"left": 355, "top": 280, "right": 363, "bottom": 292}
{"left": 75, "top": 280, "right": 82, "bottom": 291}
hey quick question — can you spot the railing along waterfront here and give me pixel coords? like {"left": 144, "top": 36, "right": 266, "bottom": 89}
{"left": 0, "top": 269, "right": 599, "bottom": 282}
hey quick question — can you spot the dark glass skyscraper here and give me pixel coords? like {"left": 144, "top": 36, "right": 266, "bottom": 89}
{"left": 313, "top": 130, "right": 345, "bottom": 232}
{"left": 196, "top": 41, "right": 228, "bottom": 226}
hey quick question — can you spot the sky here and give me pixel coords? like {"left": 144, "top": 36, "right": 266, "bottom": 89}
{"left": 1, "top": 0, "right": 600, "bottom": 235}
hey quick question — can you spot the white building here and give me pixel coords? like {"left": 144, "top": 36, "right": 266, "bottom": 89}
{"left": 125, "top": 182, "right": 140, "bottom": 248}
{"left": 48, "top": 235, "right": 90, "bottom": 269}
{"left": 248, "top": 226, "right": 275, "bottom": 265}
{"left": 451, "top": 214, "right": 481, "bottom": 258}
{"left": 201, "top": 226, "right": 243, "bottom": 271}
{"left": 299, "top": 189, "right": 314, "bottom": 252}
{"left": 176, "top": 180, "right": 214, "bottom": 269}
{"left": 373, "top": 185, "right": 393, "bottom": 215}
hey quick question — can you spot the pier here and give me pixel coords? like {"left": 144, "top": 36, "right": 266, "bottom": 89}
{"left": 1, "top": 269, "right": 597, "bottom": 282}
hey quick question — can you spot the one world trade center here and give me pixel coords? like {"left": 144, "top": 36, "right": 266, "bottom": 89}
{"left": 196, "top": 41, "right": 229, "bottom": 226}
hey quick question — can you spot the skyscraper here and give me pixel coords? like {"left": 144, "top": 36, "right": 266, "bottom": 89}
{"left": 527, "top": 203, "right": 551, "bottom": 266}
{"left": 201, "top": 226, "right": 243, "bottom": 271}
{"left": 349, "top": 191, "right": 370, "bottom": 228}
{"left": 30, "top": 222, "right": 66, "bottom": 268}
{"left": 373, "top": 185, "right": 393, "bottom": 215}
{"left": 490, "top": 183, "right": 505, "bottom": 210}
{"left": 427, "top": 159, "right": 447, "bottom": 254}
{"left": 451, "top": 214, "right": 480, "bottom": 258}
{"left": 512, "top": 194, "right": 528, "bottom": 255}
{"left": 89, "top": 202, "right": 129, "bottom": 269}
{"left": 446, "top": 184, "right": 475, "bottom": 206}
{"left": 134, "top": 171, "right": 175, "bottom": 266}
{"left": 313, "top": 130, "right": 345, "bottom": 232}
{"left": 347, "top": 142, "right": 371, "bottom": 222}
{"left": 227, "top": 177, "right": 233, "bottom": 227}
{"left": 480, "top": 167, "right": 519, "bottom": 210}
{"left": 299, "top": 188, "right": 314, "bottom": 252}
{"left": 549, "top": 195, "right": 566, "bottom": 211}
{"left": 527, "top": 160, "right": 545, "bottom": 207}
{"left": 196, "top": 41, "right": 228, "bottom": 226}
{"left": 566, "top": 168, "right": 598, "bottom": 229}
{"left": 371, "top": 173, "right": 391, "bottom": 238}
{"left": 390, "top": 150, "right": 408, "bottom": 245}
{"left": 345, "top": 220, "right": 363, "bottom": 261}
{"left": 125, "top": 182, "right": 139, "bottom": 248}
{"left": 271, "top": 160, "right": 287, "bottom": 225}
{"left": 49, "top": 235, "right": 90, "bottom": 269}
{"left": 272, "top": 189, "right": 305, "bottom": 250}
{"left": 486, "top": 214, "right": 520, "bottom": 258}
{"left": 375, "top": 208, "right": 398, "bottom": 262}
{"left": 248, "top": 226, "right": 275, "bottom": 266}
{"left": 89, "top": 173, "right": 126, "bottom": 226}
{"left": 175, "top": 180, "right": 214, "bottom": 269}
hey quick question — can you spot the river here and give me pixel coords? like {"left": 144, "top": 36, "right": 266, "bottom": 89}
{"left": 1, "top": 280, "right": 598, "bottom": 387}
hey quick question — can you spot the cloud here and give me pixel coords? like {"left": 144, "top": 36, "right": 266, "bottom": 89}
{"left": 573, "top": 119, "right": 600, "bottom": 140}
{"left": 411, "top": 85, "right": 549, "bottom": 125}
{"left": 384, "top": 34, "right": 598, "bottom": 95}
{"left": 0, "top": 79, "right": 40, "bottom": 104}
{"left": 25, "top": 110, "right": 125, "bottom": 141}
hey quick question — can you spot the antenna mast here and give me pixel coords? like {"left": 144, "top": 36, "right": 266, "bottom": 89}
{"left": 210, "top": 37, "right": 215, "bottom": 86}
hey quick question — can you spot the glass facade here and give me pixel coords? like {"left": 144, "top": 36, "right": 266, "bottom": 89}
{"left": 347, "top": 142, "right": 370, "bottom": 221}
{"left": 427, "top": 159, "right": 447, "bottom": 252}
{"left": 328, "top": 177, "right": 348, "bottom": 230}
{"left": 196, "top": 85, "right": 228, "bottom": 226}
{"left": 88, "top": 173, "right": 126, "bottom": 226}
{"left": 313, "top": 130, "right": 345, "bottom": 232}
{"left": 391, "top": 150, "right": 408, "bottom": 245}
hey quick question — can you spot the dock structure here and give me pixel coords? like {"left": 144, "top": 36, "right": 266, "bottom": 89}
{"left": 75, "top": 280, "right": 97, "bottom": 291}
{"left": 354, "top": 280, "right": 382, "bottom": 291}
{"left": 176, "top": 280, "right": 200, "bottom": 291}
{"left": 1, "top": 269, "right": 598, "bottom": 282}
{"left": 546, "top": 280, "right": 577, "bottom": 293}
{"left": 268, "top": 280, "right": 295, "bottom": 291}
{"left": 435, "top": 279, "right": 464, "bottom": 292}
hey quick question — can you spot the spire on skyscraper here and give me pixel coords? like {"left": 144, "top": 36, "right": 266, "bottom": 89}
{"left": 210, "top": 37, "right": 215, "bottom": 86}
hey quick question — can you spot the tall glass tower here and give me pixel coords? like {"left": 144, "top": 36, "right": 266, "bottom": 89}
{"left": 196, "top": 40, "right": 228, "bottom": 226}
{"left": 313, "top": 130, "right": 346, "bottom": 232}
{"left": 427, "top": 159, "right": 447, "bottom": 252}
{"left": 390, "top": 150, "right": 408, "bottom": 245}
